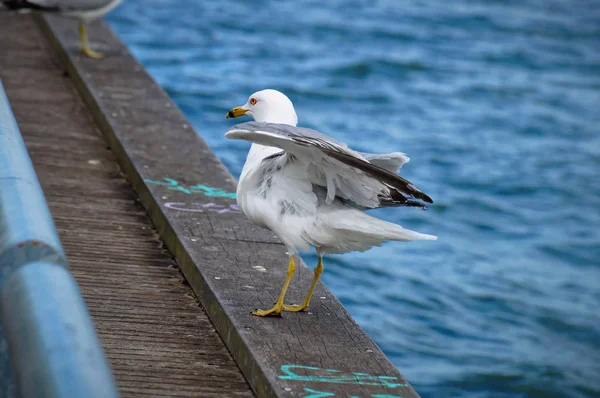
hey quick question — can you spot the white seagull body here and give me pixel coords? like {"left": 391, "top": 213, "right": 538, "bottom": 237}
{"left": 226, "top": 89, "right": 436, "bottom": 316}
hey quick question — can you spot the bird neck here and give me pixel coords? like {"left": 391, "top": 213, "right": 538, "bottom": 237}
{"left": 255, "top": 111, "right": 298, "bottom": 126}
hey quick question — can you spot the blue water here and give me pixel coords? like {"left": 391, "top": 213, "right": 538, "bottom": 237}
{"left": 107, "top": 1, "right": 600, "bottom": 397}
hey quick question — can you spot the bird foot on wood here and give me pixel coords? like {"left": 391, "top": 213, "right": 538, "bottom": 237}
{"left": 282, "top": 304, "right": 309, "bottom": 312}
{"left": 251, "top": 306, "right": 283, "bottom": 317}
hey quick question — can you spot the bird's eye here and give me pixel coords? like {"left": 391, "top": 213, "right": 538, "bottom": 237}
{"left": 249, "top": 98, "right": 257, "bottom": 105}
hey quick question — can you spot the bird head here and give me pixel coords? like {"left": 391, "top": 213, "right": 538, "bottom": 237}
{"left": 226, "top": 89, "right": 298, "bottom": 126}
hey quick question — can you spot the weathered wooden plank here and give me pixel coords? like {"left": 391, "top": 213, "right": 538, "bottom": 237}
{"left": 40, "top": 14, "right": 420, "bottom": 398}
{"left": 0, "top": 12, "right": 253, "bottom": 398}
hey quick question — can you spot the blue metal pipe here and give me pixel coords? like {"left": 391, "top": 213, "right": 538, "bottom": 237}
{"left": 0, "top": 80, "right": 119, "bottom": 398}
{"left": 2, "top": 262, "right": 119, "bottom": 398}
{"left": 0, "top": 86, "right": 65, "bottom": 272}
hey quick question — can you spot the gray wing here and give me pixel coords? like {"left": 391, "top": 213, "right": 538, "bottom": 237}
{"left": 226, "top": 122, "right": 433, "bottom": 207}
{"left": 2, "top": 0, "right": 112, "bottom": 11}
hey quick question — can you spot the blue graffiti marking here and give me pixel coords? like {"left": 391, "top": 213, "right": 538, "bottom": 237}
{"left": 279, "top": 365, "right": 408, "bottom": 388}
{"left": 301, "top": 388, "right": 403, "bottom": 398}
{"left": 145, "top": 178, "right": 236, "bottom": 199}
{"left": 303, "top": 388, "right": 335, "bottom": 398}
{"left": 372, "top": 395, "right": 404, "bottom": 398}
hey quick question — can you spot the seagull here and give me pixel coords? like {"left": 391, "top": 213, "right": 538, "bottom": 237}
{"left": 226, "top": 89, "right": 437, "bottom": 317}
{"left": 2, "top": 0, "right": 123, "bottom": 58}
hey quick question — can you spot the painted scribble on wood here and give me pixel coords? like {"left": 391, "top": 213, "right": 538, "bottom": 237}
{"left": 145, "top": 178, "right": 236, "bottom": 199}
{"left": 279, "top": 365, "right": 407, "bottom": 397}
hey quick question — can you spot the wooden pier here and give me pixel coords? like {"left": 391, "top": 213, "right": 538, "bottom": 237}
{"left": 0, "top": 11, "right": 420, "bottom": 398}
{"left": 0, "top": 13, "right": 252, "bottom": 397}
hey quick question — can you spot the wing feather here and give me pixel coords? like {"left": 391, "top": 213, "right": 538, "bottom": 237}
{"left": 226, "top": 122, "right": 433, "bottom": 208}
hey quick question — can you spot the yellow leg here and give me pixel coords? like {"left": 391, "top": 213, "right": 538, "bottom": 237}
{"left": 283, "top": 256, "right": 324, "bottom": 312}
{"left": 79, "top": 23, "right": 104, "bottom": 59}
{"left": 252, "top": 256, "right": 296, "bottom": 317}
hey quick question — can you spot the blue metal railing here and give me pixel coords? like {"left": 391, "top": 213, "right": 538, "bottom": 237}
{"left": 0, "top": 80, "right": 119, "bottom": 398}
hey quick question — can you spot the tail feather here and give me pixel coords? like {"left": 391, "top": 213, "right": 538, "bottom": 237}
{"left": 334, "top": 215, "right": 438, "bottom": 243}
{"left": 305, "top": 207, "right": 437, "bottom": 254}
{"left": 360, "top": 152, "right": 410, "bottom": 173}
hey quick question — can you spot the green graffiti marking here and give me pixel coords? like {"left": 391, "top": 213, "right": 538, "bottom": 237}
{"left": 145, "top": 178, "right": 236, "bottom": 199}
{"left": 279, "top": 365, "right": 408, "bottom": 388}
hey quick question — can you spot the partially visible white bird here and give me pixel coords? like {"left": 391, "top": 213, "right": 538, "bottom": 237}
{"left": 226, "top": 89, "right": 437, "bottom": 317}
{"left": 2, "top": 0, "right": 123, "bottom": 58}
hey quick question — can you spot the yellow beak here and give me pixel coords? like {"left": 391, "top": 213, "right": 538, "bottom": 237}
{"left": 226, "top": 106, "right": 248, "bottom": 119}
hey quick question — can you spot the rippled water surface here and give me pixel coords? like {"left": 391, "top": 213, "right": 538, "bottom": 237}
{"left": 107, "top": 1, "right": 600, "bottom": 397}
